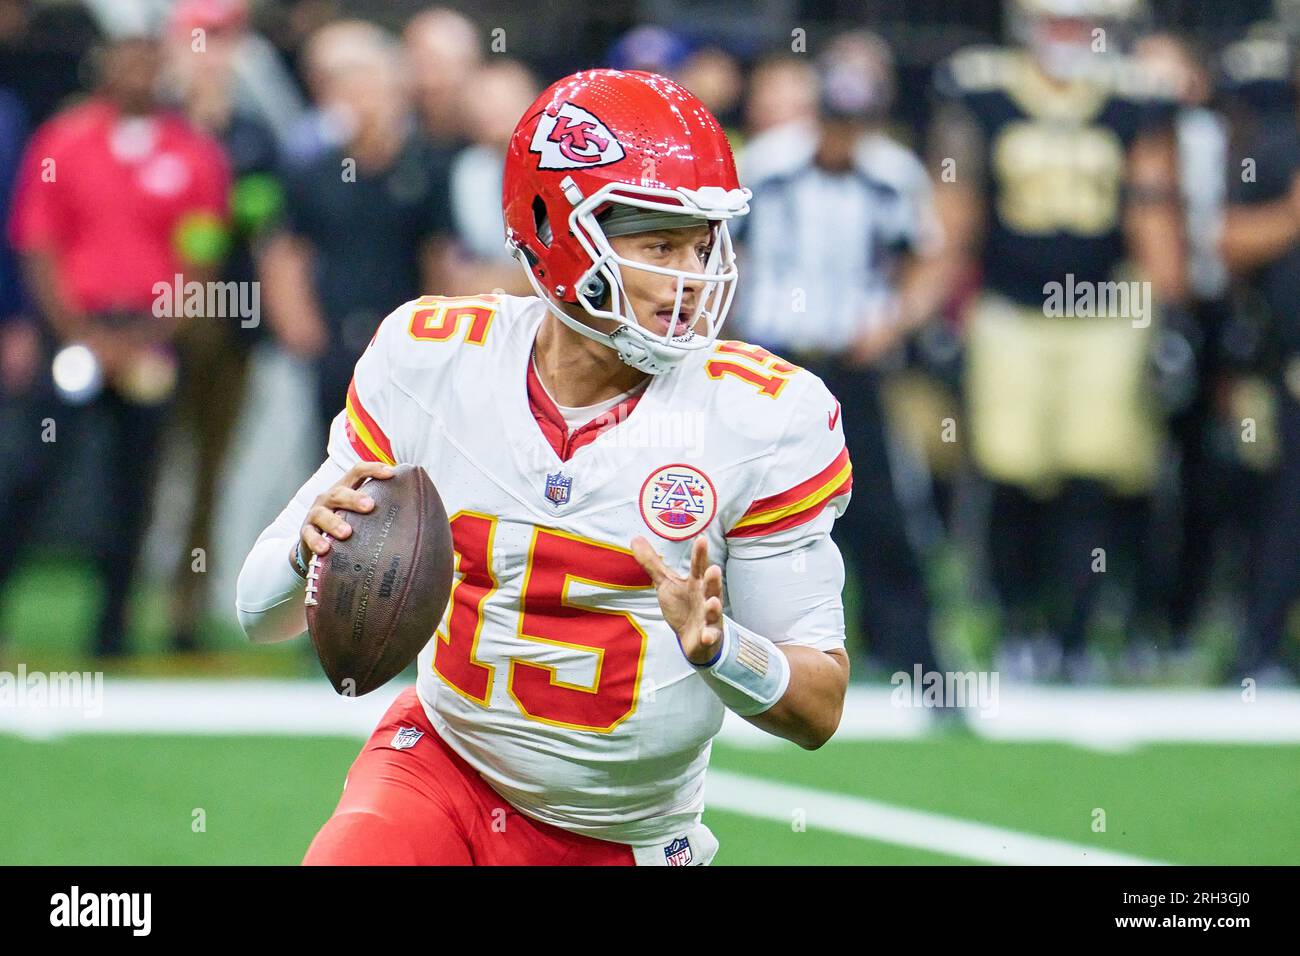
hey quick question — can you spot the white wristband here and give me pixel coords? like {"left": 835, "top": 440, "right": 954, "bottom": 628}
{"left": 692, "top": 617, "right": 791, "bottom": 717}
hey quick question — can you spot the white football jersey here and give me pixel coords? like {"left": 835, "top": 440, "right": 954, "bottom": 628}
{"left": 327, "top": 293, "right": 852, "bottom": 846}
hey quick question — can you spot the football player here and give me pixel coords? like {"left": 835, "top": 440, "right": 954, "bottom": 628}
{"left": 930, "top": 0, "right": 1186, "bottom": 679}
{"left": 235, "top": 70, "right": 853, "bottom": 865}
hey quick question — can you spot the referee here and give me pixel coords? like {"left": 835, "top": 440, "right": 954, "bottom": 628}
{"left": 734, "top": 33, "right": 949, "bottom": 680}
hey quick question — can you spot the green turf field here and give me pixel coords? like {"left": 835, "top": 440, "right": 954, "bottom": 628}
{"left": 2, "top": 731, "right": 1296, "bottom": 865}
{"left": 2, "top": 556, "right": 1297, "bottom": 866}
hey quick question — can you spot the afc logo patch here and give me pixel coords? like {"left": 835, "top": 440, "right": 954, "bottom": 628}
{"left": 530, "top": 101, "right": 626, "bottom": 169}
{"left": 639, "top": 464, "right": 717, "bottom": 541}
{"left": 664, "top": 836, "right": 693, "bottom": 866}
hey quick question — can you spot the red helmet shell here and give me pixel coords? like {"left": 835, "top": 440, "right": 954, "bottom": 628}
{"left": 503, "top": 69, "right": 741, "bottom": 304}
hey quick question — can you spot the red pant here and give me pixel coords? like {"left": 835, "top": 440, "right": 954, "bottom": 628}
{"left": 303, "top": 687, "right": 635, "bottom": 865}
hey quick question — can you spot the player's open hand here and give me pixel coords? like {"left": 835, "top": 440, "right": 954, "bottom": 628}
{"left": 296, "top": 462, "right": 395, "bottom": 569}
{"left": 630, "top": 534, "right": 724, "bottom": 666}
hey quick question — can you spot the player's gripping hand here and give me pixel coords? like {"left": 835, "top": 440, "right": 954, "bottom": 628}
{"left": 293, "top": 462, "right": 395, "bottom": 572}
{"left": 631, "top": 534, "right": 724, "bottom": 666}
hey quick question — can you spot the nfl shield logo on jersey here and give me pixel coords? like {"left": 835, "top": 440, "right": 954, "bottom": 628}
{"left": 664, "top": 836, "right": 693, "bottom": 866}
{"left": 544, "top": 471, "right": 572, "bottom": 507}
{"left": 390, "top": 726, "right": 424, "bottom": 750}
{"left": 639, "top": 464, "right": 718, "bottom": 540}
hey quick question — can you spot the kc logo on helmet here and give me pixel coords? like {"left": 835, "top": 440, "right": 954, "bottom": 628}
{"left": 640, "top": 464, "right": 717, "bottom": 541}
{"left": 531, "top": 102, "right": 626, "bottom": 170}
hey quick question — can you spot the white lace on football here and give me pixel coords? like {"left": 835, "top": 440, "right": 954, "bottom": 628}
{"left": 303, "top": 536, "right": 329, "bottom": 608}
{"left": 519, "top": 177, "right": 751, "bottom": 375}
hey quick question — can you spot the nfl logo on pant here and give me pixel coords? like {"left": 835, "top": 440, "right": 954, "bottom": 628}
{"left": 664, "top": 836, "right": 693, "bottom": 866}
{"left": 390, "top": 727, "right": 424, "bottom": 750}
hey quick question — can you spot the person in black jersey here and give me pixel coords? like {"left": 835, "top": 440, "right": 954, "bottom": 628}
{"left": 929, "top": 0, "right": 1187, "bottom": 681}
{"left": 1220, "top": 28, "right": 1300, "bottom": 685}
{"left": 258, "top": 20, "right": 453, "bottom": 443}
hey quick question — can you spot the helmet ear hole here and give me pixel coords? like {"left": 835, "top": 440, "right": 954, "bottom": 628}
{"left": 578, "top": 274, "right": 609, "bottom": 307}
{"left": 532, "top": 196, "right": 552, "bottom": 248}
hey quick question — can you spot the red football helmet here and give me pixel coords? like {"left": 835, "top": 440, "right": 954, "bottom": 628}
{"left": 503, "top": 69, "right": 751, "bottom": 374}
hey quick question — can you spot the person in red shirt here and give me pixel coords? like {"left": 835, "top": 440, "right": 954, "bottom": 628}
{"left": 2, "top": 29, "right": 229, "bottom": 657}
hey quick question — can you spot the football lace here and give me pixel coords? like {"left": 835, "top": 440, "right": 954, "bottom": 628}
{"left": 303, "top": 533, "right": 331, "bottom": 608}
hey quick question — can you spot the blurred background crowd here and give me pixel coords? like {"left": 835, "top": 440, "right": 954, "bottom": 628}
{"left": 1, "top": 0, "right": 1298, "bottom": 687}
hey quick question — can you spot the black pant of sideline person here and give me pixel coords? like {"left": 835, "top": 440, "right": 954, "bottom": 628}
{"left": 790, "top": 351, "right": 941, "bottom": 676}
{"left": 0, "top": 323, "right": 170, "bottom": 658}
{"left": 1240, "top": 355, "right": 1300, "bottom": 680}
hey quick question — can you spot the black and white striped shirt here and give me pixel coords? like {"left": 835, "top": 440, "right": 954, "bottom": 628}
{"left": 734, "top": 131, "right": 939, "bottom": 353}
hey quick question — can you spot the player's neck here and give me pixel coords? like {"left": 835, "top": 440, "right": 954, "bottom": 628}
{"left": 532, "top": 311, "right": 650, "bottom": 407}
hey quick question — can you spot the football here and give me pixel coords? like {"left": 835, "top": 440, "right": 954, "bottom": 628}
{"left": 304, "top": 463, "right": 455, "bottom": 696}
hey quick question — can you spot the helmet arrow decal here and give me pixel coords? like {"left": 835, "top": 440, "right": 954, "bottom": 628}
{"left": 530, "top": 103, "right": 626, "bottom": 170}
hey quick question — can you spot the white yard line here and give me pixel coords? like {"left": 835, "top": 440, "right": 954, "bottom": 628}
{"left": 0, "top": 678, "right": 389, "bottom": 740}
{"left": 718, "top": 684, "right": 1300, "bottom": 752}
{"left": 1, "top": 678, "right": 1298, "bottom": 750}
{"left": 705, "top": 769, "right": 1165, "bottom": 865}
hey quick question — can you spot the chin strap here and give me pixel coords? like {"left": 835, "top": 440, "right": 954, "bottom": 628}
{"left": 608, "top": 324, "right": 700, "bottom": 375}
